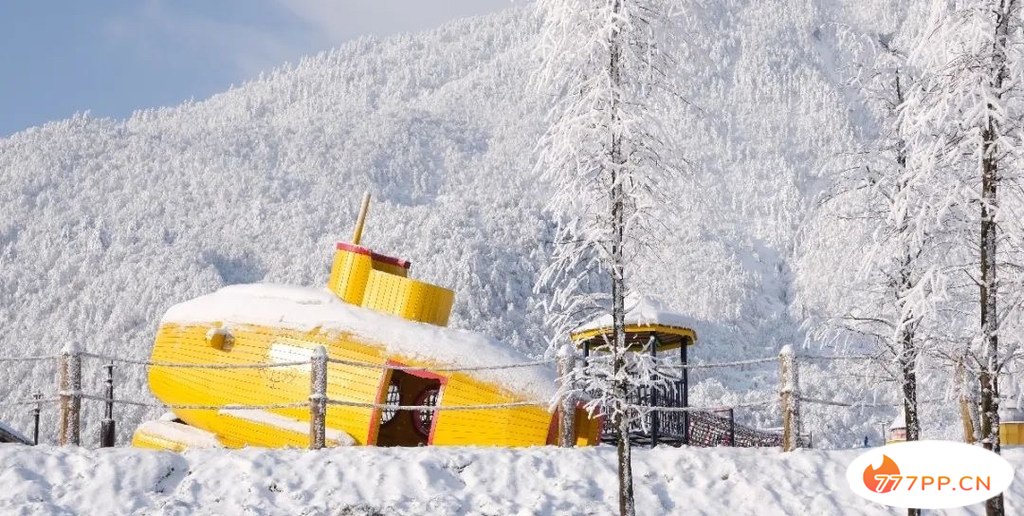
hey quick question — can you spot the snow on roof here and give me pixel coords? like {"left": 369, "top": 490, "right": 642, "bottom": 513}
{"left": 1001, "top": 404, "right": 1024, "bottom": 423}
{"left": 889, "top": 411, "right": 906, "bottom": 430}
{"left": 572, "top": 294, "right": 699, "bottom": 336}
{"left": 162, "top": 284, "right": 556, "bottom": 402}
{"left": 0, "top": 419, "right": 30, "bottom": 444}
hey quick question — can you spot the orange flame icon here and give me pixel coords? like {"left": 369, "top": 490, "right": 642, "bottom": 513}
{"left": 863, "top": 455, "right": 901, "bottom": 493}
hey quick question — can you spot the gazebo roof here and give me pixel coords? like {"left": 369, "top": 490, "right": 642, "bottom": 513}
{"left": 0, "top": 419, "right": 29, "bottom": 444}
{"left": 889, "top": 411, "right": 906, "bottom": 430}
{"left": 1001, "top": 404, "right": 1024, "bottom": 423}
{"left": 570, "top": 296, "right": 698, "bottom": 352}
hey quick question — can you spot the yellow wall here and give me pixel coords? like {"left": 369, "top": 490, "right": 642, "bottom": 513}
{"left": 146, "top": 322, "right": 560, "bottom": 449}
{"left": 327, "top": 249, "right": 374, "bottom": 305}
{"left": 1002, "top": 422, "right": 1023, "bottom": 448}
{"left": 327, "top": 246, "right": 453, "bottom": 327}
{"left": 362, "top": 270, "right": 454, "bottom": 327}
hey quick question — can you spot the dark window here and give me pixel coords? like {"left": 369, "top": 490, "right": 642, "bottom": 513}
{"left": 414, "top": 388, "right": 440, "bottom": 436}
{"left": 380, "top": 382, "right": 400, "bottom": 424}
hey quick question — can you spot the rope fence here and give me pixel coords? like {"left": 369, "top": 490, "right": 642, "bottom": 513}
{"left": 0, "top": 397, "right": 60, "bottom": 408}
{"left": 584, "top": 355, "right": 782, "bottom": 369}
{"left": 800, "top": 354, "right": 875, "bottom": 361}
{"left": 639, "top": 398, "right": 776, "bottom": 412}
{"left": 73, "top": 394, "right": 548, "bottom": 413}
{"left": 79, "top": 351, "right": 556, "bottom": 373}
{"left": 325, "top": 357, "right": 556, "bottom": 372}
{"left": 800, "top": 395, "right": 943, "bottom": 409}
{"left": 327, "top": 399, "right": 540, "bottom": 411}
{"left": 79, "top": 394, "right": 312, "bottom": 411}
{"left": 82, "top": 353, "right": 311, "bottom": 369}
{"left": 0, "top": 343, "right": 936, "bottom": 451}
{"left": 0, "top": 355, "right": 57, "bottom": 363}
{"left": 652, "top": 357, "right": 778, "bottom": 369}
{"left": 10, "top": 393, "right": 778, "bottom": 414}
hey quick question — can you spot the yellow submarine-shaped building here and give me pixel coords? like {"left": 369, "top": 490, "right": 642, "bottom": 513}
{"left": 132, "top": 195, "right": 600, "bottom": 450}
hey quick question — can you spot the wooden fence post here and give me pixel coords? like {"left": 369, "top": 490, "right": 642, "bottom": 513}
{"left": 649, "top": 336, "right": 659, "bottom": 449}
{"left": 778, "top": 345, "right": 801, "bottom": 451}
{"left": 58, "top": 343, "right": 82, "bottom": 446}
{"left": 557, "top": 343, "right": 577, "bottom": 448}
{"left": 99, "top": 362, "right": 115, "bottom": 448}
{"left": 728, "top": 408, "right": 735, "bottom": 447}
{"left": 309, "top": 345, "right": 327, "bottom": 450}
{"left": 32, "top": 393, "right": 42, "bottom": 445}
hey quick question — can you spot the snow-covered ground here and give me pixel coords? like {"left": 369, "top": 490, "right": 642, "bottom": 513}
{"left": 0, "top": 444, "right": 1019, "bottom": 515}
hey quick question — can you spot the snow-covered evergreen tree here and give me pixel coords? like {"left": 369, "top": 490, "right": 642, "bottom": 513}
{"left": 533, "top": 0, "right": 684, "bottom": 514}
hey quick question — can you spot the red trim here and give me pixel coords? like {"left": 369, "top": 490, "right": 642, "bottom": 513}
{"left": 590, "top": 404, "right": 605, "bottom": 445}
{"left": 335, "top": 242, "right": 371, "bottom": 255}
{"left": 334, "top": 242, "right": 410, "bottom": 269}
{"left": 547, "top": 402, "right": 599, "bottom": 445}
{"left": 370, "top": 251, "right": 411, "bottom": 270}
{"left": 366, "top": 359, "right": 447, "bottom": 446}
{"left": 546, "top": 411, "right": 559, "bottom": 445}
{"left": 366, "top": 367, "right": 392, "bottom": 445}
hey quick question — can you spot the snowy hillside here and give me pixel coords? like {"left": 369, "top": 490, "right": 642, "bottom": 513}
{"left": 0, "top": 445, "right": 1020, "bottom": 515}
{"left": 0, "top": 2, "right": 964, "bottom": 445}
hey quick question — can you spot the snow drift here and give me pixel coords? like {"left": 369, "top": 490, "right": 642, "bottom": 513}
{"left": 0, "top": 445, "right": 1019, "bottom": 515}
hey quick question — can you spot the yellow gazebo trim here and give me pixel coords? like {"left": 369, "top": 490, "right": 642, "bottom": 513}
{"left": 570, "top": 324, "right": 697, "bottom": 352}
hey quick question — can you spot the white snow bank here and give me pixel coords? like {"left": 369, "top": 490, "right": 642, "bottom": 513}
{"left": 0, "top": 445, "right": 1019, "bottom": 515}
{"left": 573, "top": 294, "right": 700, "bottom": 337}
{"left": 162, "top": 284, "right": 557, "bottom": 402}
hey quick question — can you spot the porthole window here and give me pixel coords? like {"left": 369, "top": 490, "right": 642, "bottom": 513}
{"left": 380, "top": 383, "right": 400, "bottom": 424}
{"left": 413, "top": 388, "right": 439, "bottom": 436}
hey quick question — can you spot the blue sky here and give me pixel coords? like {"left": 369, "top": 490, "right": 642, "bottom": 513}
{"left": 0, "top": 0, "right": 512, "bottom": 136}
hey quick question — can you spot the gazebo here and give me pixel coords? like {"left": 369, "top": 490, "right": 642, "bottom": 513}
{"left": 570, "top": 296, "right": 698, "bottom": 446}
{"left": 887, "top": 412, "right": 907, "bottom": 444}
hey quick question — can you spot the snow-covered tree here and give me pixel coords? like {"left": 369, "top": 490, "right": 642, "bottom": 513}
{"left": 800, "top": 2, "right": 946, "bottom": 454}
{"left": 903, "top": 2, "right": 1024, "bottom": 513}
{"left": 533, "top": 0, "right": 684, "bottom": 514}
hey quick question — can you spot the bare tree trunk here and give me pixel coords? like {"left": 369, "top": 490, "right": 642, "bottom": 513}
{"left": 558, "top": 343, "right": 578, "bottom": 448}
{"left": 979, "top": 76, "right": 1002, "bottom": 463}
{"left": 893, "top": 69, "right": 921, "bottom": 450}
{"left": 608, "top": 1, "right": 634, "bottom": 515}
{"left": 899, "top": 324, "right": 920, "bottom": 440}
{"left": 979, "top": 4, "right": 1013, "bottom": 515}
{"left": 978, "top": 144, "right": 1003, "bottom": 514}
{"left": 898, "top": 296, "right": 920, "bottom": 445}
{"left": 890, "top": 77, "right": 923, "bottom": 516}
{"left": 900, "top": 316, "right": 921, "bottom": 516}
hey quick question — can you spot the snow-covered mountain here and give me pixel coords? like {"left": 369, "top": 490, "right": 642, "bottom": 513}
{"left": 0, "top": 2, "right": 944, "bottom": 446}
